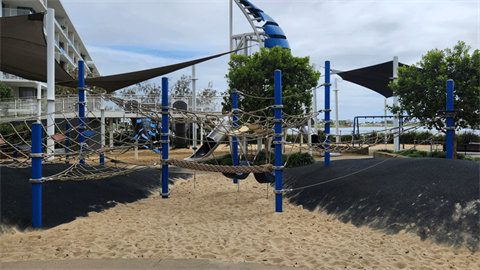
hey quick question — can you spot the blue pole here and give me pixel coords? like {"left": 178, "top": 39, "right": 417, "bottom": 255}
{"left": 78, "top": 61, "right": 85, "bottom": 165}
{"left": 446, "top": 80, "right": 454, "bottom": 159}
{"left": 161, "top": 77, "right": 170, "bottom": 198}
{"left": 324, "top": 61, "right": 331, "bottom": 166}
{"left": 65, "top": 123, "right": 70, "bottom": 164}
{"left": 274, "top": 70, "right": 283, "bottom": 213}
{"left": 31, "top": 123, "right": 43, "bottom": 227}
{"left": 232, "top": 89, "right": 239, "bottom": 184}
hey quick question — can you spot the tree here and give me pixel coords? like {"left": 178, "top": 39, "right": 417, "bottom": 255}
{"left": 118, "top": 81, "right": 161, "bottom": 104}
{"left": 388, "top": 41, "right": 480, "bottom": 158}
{"left": 223, "top": 46, "right": 321, "bottom": 117}
{"left": 0, "top": 81, "right": 14, "bottom": 100}
{"left": 171, "top": 74, "right": 191, "bottom": 97}
{"left": 197, "top": 81, "right": 217, "bottom": 109}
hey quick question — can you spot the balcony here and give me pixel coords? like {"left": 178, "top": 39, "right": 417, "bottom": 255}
{"left": 1, "top": 8, "right": 32, "bottom": 17}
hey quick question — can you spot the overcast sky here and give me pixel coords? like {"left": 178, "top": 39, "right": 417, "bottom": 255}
{"left": 61, "top": 0, "right": 479, "bottom": 122}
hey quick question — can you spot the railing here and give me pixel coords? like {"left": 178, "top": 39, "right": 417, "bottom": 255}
{"left": 1, "top": 73, "right": 24, "bottom": 80}
{"left": 2, "top": 8, "right": 32, "bottom": 17}
{"left": 0, "top": 94, "right": 223, "bottom": 119}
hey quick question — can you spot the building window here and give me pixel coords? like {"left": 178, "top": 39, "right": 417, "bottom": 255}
{"left": 19, "top": 87, "right": 35, "bottom": 98}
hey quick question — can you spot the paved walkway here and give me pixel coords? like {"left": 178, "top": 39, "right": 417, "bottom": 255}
{"left": 1, "top": 258, "right": 315, "bottom": 270}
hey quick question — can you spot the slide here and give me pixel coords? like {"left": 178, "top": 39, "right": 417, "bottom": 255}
{"left": 183, "top": 116, "right": 230, "bottom": 162}
{"left": 300, "top": 125, "right": 324, "bottom": 148}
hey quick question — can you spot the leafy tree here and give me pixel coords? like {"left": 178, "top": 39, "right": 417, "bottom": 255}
{"left": 0, "top": 81, "right": 14, "bottom": 100}
{"left": 389, "top": 41, "right": 480, "bottom": 158}
{"left": 171, "top": 74, "right": 191, "bottom": 97}
{"left": 197, "top": 81, "right": 217, "bottom": 109}
{"left": 223, "top": 46, "right": 321, "bottom": 117}
{"left": 118, "top": 81, "right": 161, "bottom": 104}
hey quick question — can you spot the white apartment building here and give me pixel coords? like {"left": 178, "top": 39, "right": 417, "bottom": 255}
{"left": 0, "top": 0, "right": 99, "bottom": 99}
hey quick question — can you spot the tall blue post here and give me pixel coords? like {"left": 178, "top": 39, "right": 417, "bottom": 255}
{"left": 161, "top": 77, "right": 170, "bottom": 198}
{"left": 324, "top": 61, "right": 331, "bottom": 166}
{"left": 65, "top": 123, "right": 70, "bottom": 164}
{"left": 274, "top": 70, "right": 283, "bottom": 212}
{"left": 232, "top": 89, "right": 239, "bottom": 184}
{"left": 446, "top": 80, "right": 454, "bottom": 159}
{"left": 78, "top": 61, "right": 85, "bottom": 165}
{"left": 31, "top": 123, "right": 43, "bottom": 227}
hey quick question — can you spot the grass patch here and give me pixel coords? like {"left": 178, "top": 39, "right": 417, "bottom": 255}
{"left": 375, "top": 149, "right": 479, "bottom": 161}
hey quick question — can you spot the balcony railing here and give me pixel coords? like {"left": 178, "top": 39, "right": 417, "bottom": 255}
{"left": 2, "top": 8, "right": 32, "bottom": 17}
{"left": 0, "top": 94, "right": 222, "bottom": 120}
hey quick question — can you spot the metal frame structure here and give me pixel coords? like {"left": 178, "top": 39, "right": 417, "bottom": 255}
{"left": 229, "top": 0, "right": 290, "bottom": 55}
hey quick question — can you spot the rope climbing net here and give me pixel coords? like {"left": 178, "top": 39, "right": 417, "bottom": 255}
{"left": 0, "top": 87, "right": 441, "bottom": 181}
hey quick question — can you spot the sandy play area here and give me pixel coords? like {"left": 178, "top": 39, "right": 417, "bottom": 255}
{"left": 0, "top": 145, "right": 478, "bottom": 269}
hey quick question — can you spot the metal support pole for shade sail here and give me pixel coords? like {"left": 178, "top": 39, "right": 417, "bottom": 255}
{"left": 161, "top": 77, "right": 170, "bottom": 198}
{"left": 192, "top": 65, "right": 197, "bottom": 151}
{"left": 393, "top": 56, "right": 400, "bottom": 152}
{"left": 46, "top": 8, "right": 55, "bottom": 161}
{"left": 334, "top": 78, "right": 340, "bottom": 143}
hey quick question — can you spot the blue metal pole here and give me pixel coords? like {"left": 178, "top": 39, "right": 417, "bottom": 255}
{"left": 31, "top": 123, "right": 43, "bottom": 227}
{"left": 78, "top": 61, "right": 85, "bottom": 165}
{"left": 232, "top": 89, "right": 239, "bottom": 184}
{"left": 274, "top": 70, "right": 283, "bottom": 213}
{"left": 65, "top": 123, "right": 70, "bottom": 164}
{"left": 446, "top": 80, "right": 454, "bottom": 159}
{"left": 161, "top": 77, "right": 170, "bottom": 198}
{"left": 324, "top": 61, "right": 331, "bottom": 166}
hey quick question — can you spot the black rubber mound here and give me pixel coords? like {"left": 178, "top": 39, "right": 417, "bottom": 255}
{"left": 283, "top": 158, "right": 480, "bottom": 252}
{"left": 1, "top": 164, "right": 191, "bottom": 233}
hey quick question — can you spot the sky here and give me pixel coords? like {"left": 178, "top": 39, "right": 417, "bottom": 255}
{"left": 61, "top": 0, "right": 479, "bottom": 122}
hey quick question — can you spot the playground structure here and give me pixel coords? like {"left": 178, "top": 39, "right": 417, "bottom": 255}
{"left": 0, "top": 1, "right": 463, "bottom": 231}
{"left": 1, "top": 61, "right": 455, "bottom": 229}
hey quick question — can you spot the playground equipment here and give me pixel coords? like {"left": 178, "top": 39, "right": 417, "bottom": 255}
{"left": 352, "top": 115, "right": 405, "bottom": 148}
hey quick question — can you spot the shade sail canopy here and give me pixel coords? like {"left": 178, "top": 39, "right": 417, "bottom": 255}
{"left": 0, "top": 13, "right": 74, "bottom": 82}
{"left": 335, "top": 61, "right": 409, "bottom": 98}
{"left": 57, "top": 50, "right": 238, "bottom": 93}
{"left": 1, "top": 13, "right": 241, "bottom": 93}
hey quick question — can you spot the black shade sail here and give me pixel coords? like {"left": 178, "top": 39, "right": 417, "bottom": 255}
{"left": 57, "top": 50, "right": 237, "bottom": 93}
{"left": 1, "top": 13, "right": 241, "bottom": 93}
{"left": 335, "top": 61, "right": 409, "bottom": 98}
{"left": 0, "top": 13, "right": 74, "bottom": 82}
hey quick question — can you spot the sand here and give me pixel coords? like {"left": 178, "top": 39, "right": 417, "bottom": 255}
{"left": 1, "top": 145, "right": 478, "bottom": 269}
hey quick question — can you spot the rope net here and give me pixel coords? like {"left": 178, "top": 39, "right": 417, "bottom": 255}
{"left": 0, "top": 90, "right": 437, "bottom": 181}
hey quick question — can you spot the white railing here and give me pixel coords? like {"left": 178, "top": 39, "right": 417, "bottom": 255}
{"left": 0, "top": 94, "right": 223, "bottom": 119}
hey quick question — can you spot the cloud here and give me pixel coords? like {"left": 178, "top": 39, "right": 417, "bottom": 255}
{"left": 61, "top": 0, "right": 479, "bottom": 120}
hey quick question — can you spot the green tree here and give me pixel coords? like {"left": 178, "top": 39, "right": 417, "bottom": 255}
{"left": 0, "top": 81, "right": 14, "bottom": 100}
{"left": 197, "top": 81, "right": 217, "bottom": 109}
{"left": 171, "top": 74, "right": 191, "bottom": 97}
{"left": 389, "top": 41, "right": 480, "bottom": 158}
{"left": 118, "top": 80, "right": 161, "bottom": 104}
{"left": 223, "top": 46, "right": 321, "bottom": 117}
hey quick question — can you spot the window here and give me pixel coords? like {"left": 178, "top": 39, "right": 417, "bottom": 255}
{"left": 19, "top": 87, "right": 35, "bottom": 98}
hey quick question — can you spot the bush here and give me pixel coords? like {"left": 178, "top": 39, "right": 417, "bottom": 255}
{"left": 203, "top": 150, "right": 316, "bottom": 168}
{"left": 281, "top": 152, "right": 316, "bottom": 168}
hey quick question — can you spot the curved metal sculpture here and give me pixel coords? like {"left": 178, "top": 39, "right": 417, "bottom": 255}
{"left": 231, "top": 0, "right": 290, "bottom": 54}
